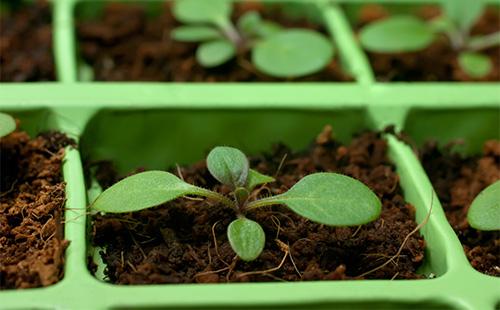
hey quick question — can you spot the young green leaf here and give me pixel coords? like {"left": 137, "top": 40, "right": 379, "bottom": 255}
{"left": 0, "top": 112, "right": 16, "bottom": 138}
{"left": 247, "top": 173, "right": 381, "bottom": 226}
{"left": 467, "top": 180, "right": 500, "bottom": 231}
{"left": 227, "top": 218, "right": 265, "bottom": 261}
{"left": 252, "top": 29, "right": 334, "bottom": 78}
{"left": 246, "top": 169, "right": 275, "bottom": 191}
{"left": 172, "top": 0, "right": 232, "bottom": 25}
{"left": 237, "top": 12, "right": 282, "bottom": 38}
{"left": 458, "top": 52, "right": 492, "bottom": 78}
{"left": 171, "top": 26, "right": 222, "bottom": 42}
{"left": 359, "top": 15, "right": 436, "bottom": 53}
{"left": 441, "top": 0, "right": 484, "bottom": 32}
{"left": 196, "top": 40, "right": 236, "bottom": 68}
{"left": 207, "top": 146, "right": 249, "bottom": 187}
{"left": 91, "top": 171, "right": 224, "bottom": 213}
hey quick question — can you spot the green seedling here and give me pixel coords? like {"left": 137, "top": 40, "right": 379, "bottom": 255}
{"left": 92, "top": 146, "right": 382, "bottom": 261}
{"left": 0, "top": 112, "right": 16, "bottom": 138}
{"left": 171, "top": 0, "right": 334, "bottom": 78}
{"left": 359, "top": 0, "right": 500, "bottom": 78}
{"left": 467, "top": 180, "right": 500, "bottom": 231}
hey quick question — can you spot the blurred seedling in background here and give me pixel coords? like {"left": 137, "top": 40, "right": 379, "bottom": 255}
{"left": 359, "top": 0, "right": 500, "bottom": 78}
{"left": 0, "top": 112, "right": 16, "bottom": 138}
{"left": 467, "top": 180, "right": 500, "bottom": 231}
{"left": 92, "top": 146, "right": 382, "bottom": 261}
{"left": 170, "top": 0, "right": 334, "bottom": 78}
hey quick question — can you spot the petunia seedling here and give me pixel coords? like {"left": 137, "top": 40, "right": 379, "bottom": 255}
{"left": 0, "top": 112, "right": 16, "bottom": 138}
{"left": 467, "top": 180, "right": 500, "bottom": 231}
{"left": 92, "top": 146, "right": 382, "bottom": 261}
{"left": 170, "top": 0, "right": 334, "bottom": 78}
{"left": 359, "top": 0, "right": 500, "bottom": 78}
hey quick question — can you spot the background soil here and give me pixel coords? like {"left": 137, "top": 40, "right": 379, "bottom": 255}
{"left": 77, "top": 2, "right": 351, "bottom": 82}
{"left": 89, "top": 128, "right": 425, "bottom": 284}
{"left": 0, "top": 0, "right": 56, "bottom": 82}
{"left": 356, "top": 5, "right": 500, "bottom": 82}
{"left": 421, "top": 140, "right": 500, "bottom": 276}
{"left": 0, "top": 129, "right": 74, "bottom": 289}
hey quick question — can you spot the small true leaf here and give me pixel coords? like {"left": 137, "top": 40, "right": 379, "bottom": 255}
{"left": 207, "top": 146, "right": 249, "bottom": 187}
{"left": 238, "top": 11, "right": 262, "bottom": 36}
{"left": 227, "top": 218, "right": 265, "bottom": 261}
{"left": 252, "top": 29, "right": 334, "bottom": 78}
{"left": 359, "top": 15, "right": 436, "bottom": 53}
{"left": 0, "top": 112, "right": 16, "bottom": 138}
{"left": 171, "top": 26, "right": 222, "bottom": 42}
{"left": 246, "top": 169, "right": 275, "bottom": 191}
{"left": 467, "top": 180, "right": 500, "bottom": 231}
{"left": 442, "top": 0, "right": 484, "bottom": 32}
{"left": 196, "top": 40, "right": 236, "bottom": 68}
{"left": 92, "top": 171, "right": 208, "bottom": 213}
{"left": 251, "top": 173, "right": 381, "bottom": 226}
{"left": 458, "top": 52, "right": 492, "bottom": 78}
{"left": 172, "top": 0, "right": 232, "bottom": 25}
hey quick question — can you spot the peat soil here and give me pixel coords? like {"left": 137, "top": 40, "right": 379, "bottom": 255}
{"left": 89, "top": 127, "right": 425, "bottom": 284}
{"left": 77, "top": 2, "right": 351, "bottom": 82}
{"left": 356, "top": 5, "right": 500, "bottom": 82}
{"left": 421, "top": 140, "right": 500, "bottom": 276}
{"left": 0, "top": 129, "right": 74, "bottom": 289}
{"left": 0, "top": 0, "right": 55, "bottom": 82}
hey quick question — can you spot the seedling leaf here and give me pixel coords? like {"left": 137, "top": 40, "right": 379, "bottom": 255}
{"left": 227, "top": 218, "right": 265, "bottom": 261}
{"left": 196, "top": 40, "right": 236, "bottom": 67}
{"left": 458, "top": 52, "right": 492, "bottom": 78}
{"left": 442, "top": 0, "right": 484, "bottom": 32}
{"left": 252, "top": 29, "right": 334, "bottom": 78}
{"left": 0, "top": 112, "right": 16, "bottom": 138}
{"left": 207, "top": 146, "right": 249, "bottom": 187}
{"left": 91, "top": 171, "right": 211, "bottom": 213}
{"left": 237, "top": 12, "right": 282, "bottom": 38}
{"left": 467, "top": 180, "right": 500, "bottom": 231}
{"left": 246, "top": 169, "right": 275, "bottom": 191}
{"left": 171, "top": 26, "right": 222, "bottom": 42}
{"left": 172, "top": 0, "right": 232, "bottom": 25}
{"left": 359, "top": 15, "right": 435, "bottom": 53}
{"left": 248, "top": 173, "right": 381, "bottom": 226}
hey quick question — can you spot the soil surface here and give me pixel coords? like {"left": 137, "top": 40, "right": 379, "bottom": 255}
{"left": 356, "top": 5, "right": 500, "bottom": 82}
{"left": 0, "top": 0, "right": 55, "bottom": 82}
{"left": 421, "top": 140, "right": 500, "bottom": 276}
{"left": 77, "top": 2, "right": 351, "bottom": 82}
{"left": 0, "top": 129, "right": 74, "bottom": 289}
{"left": 89, "top": 127, "right": 425, "bottom": 284}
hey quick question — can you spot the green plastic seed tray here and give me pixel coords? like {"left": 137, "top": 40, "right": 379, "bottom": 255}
{"left": 1, "top": 0, "right": 499, "bottom": 310}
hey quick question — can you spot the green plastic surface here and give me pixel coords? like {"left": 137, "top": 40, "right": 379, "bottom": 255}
{"left": 0, "top": 0, "right": 499, "bottom": 309}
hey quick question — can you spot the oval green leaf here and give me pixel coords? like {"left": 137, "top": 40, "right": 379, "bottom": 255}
{"left": 442, "top": 0, "right": 484, "bottom": 32}
{"left": 467, "top": 180, "right": 500, "bottom": 231}
{"left": 238, "top": 11, "right": 262, "bottom": 36}
{"left": 91, "top": 171, "right": 206, "bottom": 213}
{"left": 246, "top": 169, "right": 275, "bottom": 191}
{"left": 171, "top": 26, "right": 222, "bottom": 42}
{"left": 458, "top": 51, "right": 492, "bottom": 78}
{"left": 252, "top": 29, "right": 334, "bottom": 78}
{"left": 172, "top": 0, "right": 232, "bottom": 25}
{"left": 359, "top": 15, "right": 435, "bottom": 53}
{"left": 207, "top": 146, "right": 249, "bottom": 187}
{"left": 251, "top": 173, "right": 381, "bottom": 226}
{"left": 227, "top": 218, "right": 265, "bottom": 261}
{"left": 196, "top": 40, "right": 236, "bottom": 68}
{"left": 0, "top": 112, "right": 16, "bottom": 138}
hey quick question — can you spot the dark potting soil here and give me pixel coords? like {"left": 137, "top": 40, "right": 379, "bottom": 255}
{"left": 76, "top": 2, "right": 352, "bottom": 82}
{"left": 0, "top": 129, "right": 75, "bottom": 289}
{"left": 421, "top": 140, "right": 500, "bottom": 276}
{"left": 356, "top": 5, "right": 500, "bottom": 82}
{"left": 89, "top": 127, "right": 425, "bottom": 284}
{"left": 0, "top": 0, "right": 56, "bottom": 82}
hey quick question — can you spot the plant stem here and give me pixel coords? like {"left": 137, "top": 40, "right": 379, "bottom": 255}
{"left": 196, "top": 188, "right": 235, "bottom": 209}
{"left": 467, "top": 31, "right": 500, "bottom": 51}
{"left": 245, "top": 196, "right": 281, "bottom": 211}
{"left": 216, "top": 18, "right": 243, "bottom": 47}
